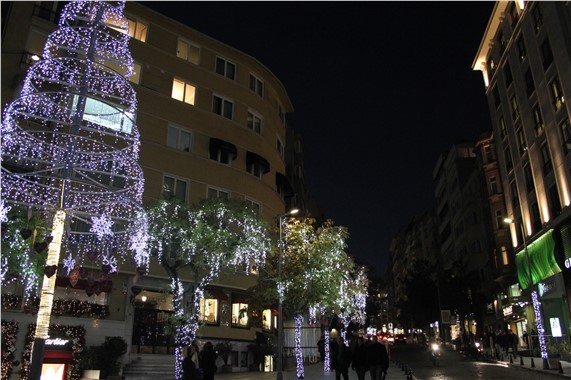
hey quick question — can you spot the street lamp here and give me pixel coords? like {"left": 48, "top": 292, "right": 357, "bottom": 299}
{"left": 277, "top": 208, "right": 299, "bottom": 380}
{"left": 503, "top": 217, "right": 535, "bottom": 366}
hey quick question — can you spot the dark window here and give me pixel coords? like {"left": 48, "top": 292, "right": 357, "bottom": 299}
{"left": 511, "top": 96, "right": 520, "bottom": 120}
{"left": 530, "top": 202, "right": 542, "bottom": 233}
{"left": 541, "top": 38, "right": 554, "bottom": 71}
{"left": 509, "top": 3, "right": 519, "bottom": 29}
{"left": 549, "top": 185, "right": 562, "bottom": 217}
{"left": 487, "top": 58, "right": 496, "bottom": 79}
{"left": 510, "top": 180, "right": 519, "bottom": 209}
{"left": 485, "top": 145, "right": 494, "bottom": 163}
{"left": 215, "top": 57, "right": 236, "bottom": 80}
{"left": 497, "top": 29, "right": 506, "bottom": 55}
{"left": 524, "top": 164, "right": 534, "bottom": 193}
{"left": 505, "top": 147, "right": 513, "bottom": 172}
{"left": 490, "top": 176, "right": 498, "bottom": 194}
{"left": 504, "top": 62, "right": 513, "bottom": 87}
{"left": 499, "top": 116, "right": 507, "bottom": 140}
{"left": 493, "top": 86, "right": 501, "bottom": 109}
{"left": 524, "top": 69, "right": 535, "bottom": 97}
{"left": 213, "top": 95, "right": 233, "bottom": 120}
{"left": 561, "top": 118, "right": 571, "bottom": 153}
{"left": 532, "top": 4, "right": 543, "bottom": 32}
{"left": 541, "top": 143, "right": 552, "bottom": 175}
{"left": 533, "top": 106, "right": 544, "bottom": 135}
{"left": 550, "top": 77, "right": 565, "bottom": 111}
{"left": 517, "top": 128, "right": 527, "bottom": 155}
{"left": 517, "top": 37, "right": 527, "bottom": 62}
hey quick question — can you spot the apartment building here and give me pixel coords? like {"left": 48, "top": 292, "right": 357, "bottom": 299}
{"left": 1, "top": 0, "right": 299, "bottom": 375}
{"left": 473, "top": 1, "right": 571, "bottom": 351}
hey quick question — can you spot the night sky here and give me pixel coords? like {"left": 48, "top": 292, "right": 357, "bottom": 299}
{"left": 141, "top": 1, "right": 496, "bottom": 276}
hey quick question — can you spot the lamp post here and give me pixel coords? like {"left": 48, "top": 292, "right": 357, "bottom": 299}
{"left": 503, "top": 217, "right": 535, "bottom": 366}
{"left": 277, "top": 208, "right": 299, "bottom": 380}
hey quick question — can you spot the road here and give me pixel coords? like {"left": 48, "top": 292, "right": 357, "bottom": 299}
{"left": 390, "top": 344, "right": 567, "bottom": 380}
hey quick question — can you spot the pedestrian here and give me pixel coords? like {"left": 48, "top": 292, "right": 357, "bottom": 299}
{"left": 182, "top": 344, "right": 200, "bottom": 380}
{"left": 352, "top": 337, "right": 369, "bottom": 380}
{"left": 507, "top": 330, "right": 518, "bottom": 358}
{"left": 366, "top": 335, "right": 389, "bottom": 380}
{"left": 331, "top": 337, "right": 352, "bottom": 380}
{"left": 317, "top": 336, "right": 325, "bottom": 362}
{"left": 523, "top": 331, "right": 530, "bottom": 350}
{"left": 200, "top": 341, "right": 218, "bottom": 380}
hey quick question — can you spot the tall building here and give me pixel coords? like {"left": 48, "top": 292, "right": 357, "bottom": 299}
{"left": 1, "top": 1, "right": 304, "bottom": 376}
{"left": 473, "top": 1, "right": 571, "bottom": 355}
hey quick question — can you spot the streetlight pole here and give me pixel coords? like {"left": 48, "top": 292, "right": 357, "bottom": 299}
{"left": 504, "top": 217, "right": 535, "bottom": 366}
{"left": 277, "top": 208, "right": 299, "bottom": 380}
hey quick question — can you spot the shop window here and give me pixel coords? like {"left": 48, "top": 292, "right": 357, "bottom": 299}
{"left": 199, "top": 298, "right": 219, "bottom": 324}
{"left": 262, "top": 309, "right": 272, "bottom": 331}
{"left": 232, "top": 302, "right": 249, "bottom": 327}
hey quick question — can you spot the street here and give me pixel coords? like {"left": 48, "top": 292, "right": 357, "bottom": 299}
{"left": 390, "top": 344, "right": 569, "bottom": 380}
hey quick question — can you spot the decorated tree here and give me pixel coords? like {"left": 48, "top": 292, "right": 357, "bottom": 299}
{"left": 0, "top": 1, "right": 147, "bottom": 378}
{"left": 145, "top": 197, "right": 271, "bottom": 380}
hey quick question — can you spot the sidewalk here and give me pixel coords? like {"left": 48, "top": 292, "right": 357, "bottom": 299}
{"left": 490, "top": 351, "right": 571, "bottom": 378}
{"left": 216, "top": 362, "right": 405, "bottom": 380}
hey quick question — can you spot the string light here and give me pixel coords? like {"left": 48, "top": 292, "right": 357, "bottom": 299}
{"left": 532, "top": 290, "right": 548, "bottom": 359}
{"left": 323, "top": 328, "right": 331, "bottom": 372}
{"left": 1, "top": 320, "right": 19, "bottom": 379}
{"left": 294, "top": 314, "right": 304, "bottom": 379}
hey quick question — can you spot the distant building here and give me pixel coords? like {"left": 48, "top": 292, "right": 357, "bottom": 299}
{"left": 473, "top": 1, "right": 571, "bottom": 351}
{"left": 0, "top": 1, "right": 317, "bottom": 375}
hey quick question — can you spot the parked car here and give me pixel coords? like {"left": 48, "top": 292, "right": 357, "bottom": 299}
{"left": 394, "top": 334, "right": 408, "bottom": 344}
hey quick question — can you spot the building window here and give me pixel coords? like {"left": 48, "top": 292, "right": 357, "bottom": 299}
{"left": 277, "top": 137, "right": 284, "bottom": 160}
{"left": 232, "top": 302, "right": 248, "bottom": 326}
{"left": 541, "top": 143, "right": 553, "bottom": 175}
{"left": 262, "top": 309, "right": 272, "bottom": 331}
{"left": 167, "top": 125, "right": 192, "bottom": 152}
{"left": 550, "top": 77, "right": 565, "bottom": 111}
{"left": 517, "top": 37, "right": 527, "bottom": 62}
{"left": 495, "top": 210, "right": 504, "bottom": 230}
{"left": 249, "top": 74, "right": 264, "bottom": 96}
{"left": 510, "top": 180, "right": 519, "bottom": 209}
{"left": 277, "top": 102, "right": 286, "bottom": 125}
{"left": 164, "top": 175, "right": 187, "bottom": 202}
{"left": 511, "top": 96, "right": 520, "bottom": 120}
{"left": 530, "top": 202, "right": 542, "bottom": 233}
{"left": 199, "top": 298, "right": 219, "bottom": 324}
{"left": 549, "top": 184, "right": 562, "bottom": 217}
{"left": 490, "top": 176, "right": 498, "bottom": 194}
{"left": 541, "top": 38, "right": 554, "bottom": 71}
{"left": 126, "top": 17, "right": 148, "bottom": 42}
{"left": 172, "top": 78, "right": 196, "bottom": 105}
{"left": 130, "top": 62, "right": 142, "bottom": 84}
{"left": 210, "top": 147, "right": 233, "bottom": 165}
{"left": 213, "top": 95, "right": 233, "bottom": 119}
{"left": 504, "top": 62, "right": 513, "bottom": 87}
{"left": 501, "top": 246, "right": 509, "bottom": 266}
{"left": 207, "top": 187, "right": 229, "bottom": 200}
{"left": 177, "top": 39, "right": 200, "bottom": 64}
{"left": 246, "top": 152, "right": 270, "bottom": 179}
{"left": 516, "top": 128, "right": 527, "bottom": 155}
{"left": 247, "top": 111, "right": 263, "bottom": 134}
{"left": 498, "top": 116, "right": 507, "bottom": 140}
{"left": 487, "top": 57, "right": 496, "bottom": 80}
{"left": 215, "top": 57, "right": 236, "bottom": 80}
{"left": 524, "top": 164, "right": 534, "bottom": 193}
{"left": 493, "top": 86, "right": 501, "bottom": 109}
{"left": 504, "top": 147, "right": 513, "bottom": 172}
{"left": 532, "top": 106, "right": 544, "bottom": 135}
{"left": 524, "top": 69, "right": 535, "bottom": 98}
{"left": 560, "top": 118, "right": 571, "bottom": 153}
{"left": 532, "top": 4, "right": 543, "bottom": 32}
{"left": 497, "top": 29, "right": 506, "bottom": 56}
{"left": 245, "top": 198, "right": 261, "bottom": 214}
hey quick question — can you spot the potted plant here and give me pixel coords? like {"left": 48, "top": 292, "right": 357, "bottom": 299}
{"left": 80, "top": 336, "right": 127, "bottom": 379}
{"left": 214, "top": 342, "right": 233, "bottom": 373}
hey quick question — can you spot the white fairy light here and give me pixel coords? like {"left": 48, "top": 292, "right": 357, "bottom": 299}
{"left": 62, "top": 253, "right": 76, "bottom": 275}
{"left": 0, "top": 201, "right": 11, "bottom": 223}
{"left": 90, "top": 214, "right": 114, "bottom": 239}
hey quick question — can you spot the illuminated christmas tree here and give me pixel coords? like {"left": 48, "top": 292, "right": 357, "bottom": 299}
{"left": 0, "top": 1, "right": 147, "bottom": 378}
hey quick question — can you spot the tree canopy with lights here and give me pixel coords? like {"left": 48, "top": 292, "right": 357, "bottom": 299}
{"left": 145, "top": 197, "right": 271, "bottom": 380}
{"left": 1, "top": 1, "right": 147, "bottom": 377}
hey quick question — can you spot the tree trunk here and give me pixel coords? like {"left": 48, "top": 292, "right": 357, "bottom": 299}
{"left": 295, "top": 314, "right": 304, "bottom": 379}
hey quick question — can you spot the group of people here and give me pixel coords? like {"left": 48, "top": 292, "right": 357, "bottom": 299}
{"left": 323, "top": 335, "right": 390, "bottom": 380}
{"left": 182, "top": 341, "right": 218, "bottom": 380}
{"left": 484, "top": 329, "right": 530, "bottom": 359}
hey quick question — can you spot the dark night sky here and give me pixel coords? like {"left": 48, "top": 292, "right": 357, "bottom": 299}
{"left": 141, "top": 1, "right": 496, "bottom": 276}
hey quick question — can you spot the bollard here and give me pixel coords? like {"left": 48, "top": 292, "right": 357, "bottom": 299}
{"left": 406, "top": 368, "right": 413, "bottom": 380}
{"left": 520, "top": 356, "right": 524, "bottom": 365}
{"left": 510, "top": 354, "right": 513, "bottom": 364}
{"left": 531, "top": 357, "right": 535, "bottom": 368}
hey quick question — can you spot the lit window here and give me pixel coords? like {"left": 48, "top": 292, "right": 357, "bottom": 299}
{"left": 215, "top": 57, "right": 235, "bottom": 80}
{"left": 249, "top": 74, "right": 264, "bottom": 96}
{"left": 73, "top": 95, "right": 133, "bottom": 134}
{"left": 213, "top": 95, "right": 233, "bottom": 119}
{"left": 131, "top": 62, "right": 142, "bottom": 84}
{"left": 510, "top": 96, "right": 520, "bottom": 120}
{"left": 199, "top": 298, "right": 219, "bottom": 324}
{"left": 167, "top": 125, "right": 192, "bottom": 152}
{"left": 163, "top": 175, "right": 188, "bottom": 202}
{"left": 232, "top": 303, "right": 248, "bottom": 326}
{"left": 177, "top": 39, "right": 200, "bottom": 64}
{"left": 533, "top": 106, "right": 544, "bottom": 135}
{"left": 550, "top": 78, "right": 565, "bottom": 111}
{"left": 262, "top": 309, "right": 272, "bottom": 331}
{"left": 501, "top": 246, "right": 509, "bottom": 266}
{"left": 126, "top": 17, "right": 147, "bottom": 42}
{"left": 247, "top": 111, "right": 262, "bottom": 134}
{"left": 172, "top": 78, "right": 196, "bottom": 105}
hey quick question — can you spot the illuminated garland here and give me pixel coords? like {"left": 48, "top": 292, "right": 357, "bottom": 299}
{"left": 22, "top": 323, "right": 85, "bottom": 380}
{"left": 1, "top": 294, "right": 21, "bottom": 310}
{"left": 323, "top": 328, "right": 331, "bottom": 372}
{"left": 295, "top": 314, "right": 304, "bottom": 379}
{"left": 1, "top": 320, "right": 18, "bottom": 380}
{"left": 532, "top": 290, "right": 548, "bottom": 359}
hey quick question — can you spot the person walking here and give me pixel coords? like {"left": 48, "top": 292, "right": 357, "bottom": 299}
{"left": 200, "top": 341, "right": 218, "bottom": 380}
{"left": 331, "top": 337, "right": 352, "bottom": 380}
{"left": 507, "top": 329, "right": 518, "bottom": 358}
{"left": 366, "top": 335, "right": 389, "bottom": 380}
{"left": 352, "top": 337, "right": 369, "bottom": 380}
{"left": 182, "top": 344, "right": 200, "bottom": 380}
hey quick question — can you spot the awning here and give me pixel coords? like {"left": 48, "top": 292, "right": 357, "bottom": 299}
{"left": 515, "top": 229, "right": 561, "bottom": 290}
{"left": 204, "top": 287, "right": 228, "bottom": 300}
{"left": 246, "top": 151, "right": 270, "bottom": 174}
{"left": 210, "top": 137, "right": 237, "bottom": 160}
{"left": 231, "top": 292, "right": 250, "bottom": 304}
{"left": 276, "top": 172, "right": 295, "bottom": 197}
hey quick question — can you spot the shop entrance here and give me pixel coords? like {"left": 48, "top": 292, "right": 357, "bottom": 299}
{"left": 131, "top": 308, "right": 175, "bottom": 354}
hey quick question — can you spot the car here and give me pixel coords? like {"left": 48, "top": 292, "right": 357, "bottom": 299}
{"left": 394, "top": 334, "right": 408, "bottom": 344}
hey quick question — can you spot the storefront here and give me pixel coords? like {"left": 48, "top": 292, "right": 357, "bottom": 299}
{"left": 39, "top": 333, "right": 74, "bottom": 380}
